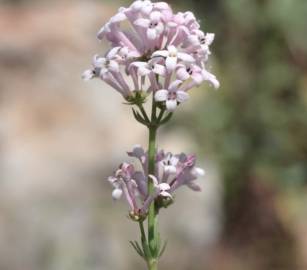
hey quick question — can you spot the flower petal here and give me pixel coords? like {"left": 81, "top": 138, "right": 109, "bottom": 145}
{"left": 152, "top": 50, "right": 169, "bottom": 58}
{"left": 169, "top": 80, "right": 183, "bottom": 91}
{"left": 205, "top": 33, "right": 215, "bottom": 46}
{"left": 155, "top": 89, "right": 168, "bottom": 102}
{"left": 192, "top": 72, "right": 204, "bottom": 85}
{"left": 130, "top": 61, "right": 148, "bottom": 68}
{"left": 110, "top": 12, "right": 127, "bottom": 23}
{"left": 176, "top": 91, "right": 189, "bottom": 103}
{"left": 149, "top": 174, "right": 159, "bottom": 185}
{"left": 82, "top": 69, "right": 94, "bottom": 80}
{"left": 160, "top": 191, "right": 172, "bottom": 198}
{"left": 159, "top": 183, "right": 171, "bottom": 191}
{"left": 165, "top": 56, "right": 177, "bottom": 71}
{"left": 178, "top": 52, "right": 195, "bottom": 62}
{"left": 128, "top": 144, "right": 145, "bottom": 159}
{"left": 107, "top": 47, "right": 121, "bottom": 59}
{"left": 202, "top": 70, "right": 220, "bottom": 89}
{"left": 194, "top": 167, "right": 205, "bottom": 176}
{"left": 138, "top": 66, "right": 151, "bottom": 76}
{"left": 130, "top": 0, "right": 143, "bottom": 11}
{"left": 155, "top": 23, "right": 164, "bottom": 35}
{"left": 155, "top": 2, "right": 170, "bottom": 10}
{"left": 152, "top": 64, "right": 166, "bottom": 76}
{"left": 97, "top": 28, "right": 105, "bottom": 40}
{"left": 112, "top": 188, "right": 123, "bottom": 200}
{"left": 176, "top": 67, "right": 190, "bottom": 81}
{"left": 187, "top": 182, "right": 201, "bottom": 192}
{"left": 134, "top": 18, "right": 150, "bottom": 28}
{"left": 150, "top": 11, "right": 162, "bottom": 21}
{"left": 142, "top": 4, "right": 153, "bottom": 15}
{"left": 166, "top": 99, "right": 177, "bottom": 111}
{"left": 94, "top": 56, "right": 106, "bottom": 68}
{"left": 168, "top": 45, "right": 177, "bottom": 55}
{"left": 109, "top": 60, "right": 119, "bottom": 72}
{"left": 164, "top": 165, "right": 177, "bottom": 174}
{"left": 147, "top": 28, "right": 157, "bottom": 40}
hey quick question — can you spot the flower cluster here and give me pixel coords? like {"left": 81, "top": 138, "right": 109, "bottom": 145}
{"left": 83, "top": 0, "right": 219, "bottom": 111}
{"left": 108, "top": 145, "right": 205, "bottom": 219}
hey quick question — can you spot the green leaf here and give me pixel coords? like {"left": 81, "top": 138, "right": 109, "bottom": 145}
{"left": 132, "top": 108, "right": 148, "bottom": 126}
{"left": 159, "top": 240, "right": 168, "bottom": 258}
{"left": 129, "top": 240, "right": 145, "bottom": 259}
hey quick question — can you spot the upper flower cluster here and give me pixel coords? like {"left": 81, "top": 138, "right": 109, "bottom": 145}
{"left": 108, "top": 145, "right": 204, "bottom": 218}
{"left": 83, "top": 0, "right": 219, "bottom": 111}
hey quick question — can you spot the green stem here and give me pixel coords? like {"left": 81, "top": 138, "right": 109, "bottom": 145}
{"left": 148, "top": 124, "right": 157, "bottom": 253}
{"left": 139, "top": 221, "right": 150, "bottom": 259}
{"left": 147, "top": 96, "right": 159, "bottom": 268}
{"left": 147, "top": 259, "right": 158, "bottom": 270}
{"left": 138, "top": 104, "right": 150, "bottom": 123}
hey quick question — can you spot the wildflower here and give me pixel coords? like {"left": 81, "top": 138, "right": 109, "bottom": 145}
{"left": 152, "top": 45, "right": 195, "bottom": 72}
{"left": 155, "top": 80, "right": 189, "bottom": 111}
{"left": 83, "top": 0, "right": 219, "bottom": 105}
{"left": 84, "top": 1, "right": 218, "bottom": 266}
{"left": 134, "top": 11, "right": 164, "bottom": 40}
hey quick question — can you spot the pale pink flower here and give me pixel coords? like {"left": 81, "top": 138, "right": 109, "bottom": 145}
{"left": 176, "top": 63, "right": 205, "bottom": 85}
{"left": 130, "top": 0, "right": 170, "bottom": 15}
{"left": 152, "top": 45, "right": 195, "bottom": 72}
{"left": 84, "top": 0, "right": 219, "bottom": 104}
{"left": 108, "top": 147, "right": 205, "bottom": 214}
{"left": 134, "top": 11, "right": 164, "bottom": 40}
{"left": 155, "top": 80, "right": 189, "bottom": 111}
{"left": 129, "top": 60, "right": 166, "bottom": 77}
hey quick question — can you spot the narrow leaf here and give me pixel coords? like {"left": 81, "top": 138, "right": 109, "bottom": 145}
{"left": 129, "top": 241, "right": 145, "bottom": 258}
{"left": 132, "top": 108, "right": 148, "bottom": 126}
{"left": 159, "top": 240, "right": 168, "bottom": 258}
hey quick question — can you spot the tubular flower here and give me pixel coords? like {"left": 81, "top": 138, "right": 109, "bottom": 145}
{"left": 107, "top": 146, "right": 205, "bottom": 215}
{"left": 83, "top": 0, "right": 219, "bottom": 109}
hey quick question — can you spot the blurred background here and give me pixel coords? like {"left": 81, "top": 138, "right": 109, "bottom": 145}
{"left": 0, "top": 0, "right": 307, "bottom": 269}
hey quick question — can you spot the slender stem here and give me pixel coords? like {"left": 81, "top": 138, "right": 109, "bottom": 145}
{"left": 138, "top": 104, "right": 150, "bottom": 123}
{"left": 157, "top": 108, "right": 165, "bottom": 123}
{"left": 147, "top": 259, "right": 158, "bottom": 270}
{"left": 139, "top": 221, "right": 151, "bottom": 259}
{"left": 135, "top": 90, "right": 161, "bottom": 269}
{"left": 147, "top": 124, "right": 157, "bottom": 253}
{"left": 139, "top": 221, "right": 147, "bottom": 242}
{"left": 147, "top": 95, "right": 159, "bottom": 269}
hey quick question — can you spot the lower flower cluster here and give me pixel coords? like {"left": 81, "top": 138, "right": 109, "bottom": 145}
{"left": 108, "top": 145, "right": 205, "bottom": 220}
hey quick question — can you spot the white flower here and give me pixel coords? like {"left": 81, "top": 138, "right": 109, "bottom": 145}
{"left": 149, "top": 175, "right": 172, "bottom": 198}
{"left": 112, "top": 188, "right": 123, "bottom": 200}
{"left": 134, "top": 11, "right": 164, "bottom": 40}
{"left": 84, "top": 0, "right": 219, "bottom": 102}
{"left": 176, "top": 63, "right": 205, "bottom": 85}
{"left": 130, "top": 0, "right": 170, "bottom": 15}
{"left": 93, "top": 55, "right": 119, "bottom": 77}
{"left": 155, "top": 80, "right": 189, "bottom": 111}
{"left": 82, "top": 69, "right": 95, "bottom": 81}
{"left": 152, "top": 45, "right": 195, "bottom": 71}
{"left": 161, "top": 153, "right": 179, "bottom": 174}
{"left": 130, "top": 59, "right": 166, "bottom": 77}
{"left": 107, "top": 46, "right": 140, "bottom": 63}
{"left": 192, "top": 167, "right": 205, "bottom": 177}
{"left": 202, "top": 69, "right": 220, "bottom": 89}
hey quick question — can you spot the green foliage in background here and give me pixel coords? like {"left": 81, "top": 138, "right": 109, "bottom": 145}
{"left": 171, "top": 0, "right": 307, "bottom": 207}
